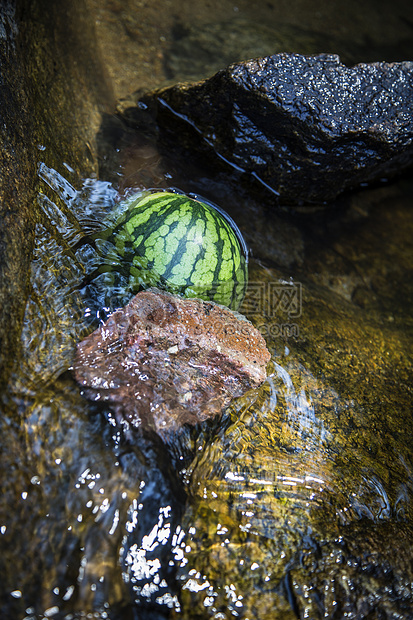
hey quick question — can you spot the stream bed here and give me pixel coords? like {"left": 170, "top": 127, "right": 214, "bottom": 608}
{"left": 1, "top": 1, "right": 413, "bottom": 619}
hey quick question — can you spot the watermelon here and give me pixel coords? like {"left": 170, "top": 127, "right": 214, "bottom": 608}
{"left": 94, "top": 190, "right": 248, "bottom": 310}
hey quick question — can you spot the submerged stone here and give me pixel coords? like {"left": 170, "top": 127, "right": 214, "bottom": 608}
{"left": 73, "top": 289, "right": 270, "bottom": 439}
{"left": 137, "top": 53, "right": 413, "bottom": 206}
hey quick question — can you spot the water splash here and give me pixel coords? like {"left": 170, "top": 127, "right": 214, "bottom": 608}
{"left": 270, "top": 360, "right": 327, "bottom": 448}
{"left": 16, "top": 166, "right": 121, "bottom": 394}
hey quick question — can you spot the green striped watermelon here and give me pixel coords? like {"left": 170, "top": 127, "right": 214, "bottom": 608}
{"left": 95, "top": 190, "right": 248, "bottom": 310}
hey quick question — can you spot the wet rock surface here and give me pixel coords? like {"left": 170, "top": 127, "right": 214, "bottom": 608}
{"left": 137, "top": 53, "right": 413, "bottom": 206}
{"left": 0, "top": 0, "right": 112, "bottom": 387}
{"left": 73, "top": 289, "right": 270, "bottom": 439}
{"left": 0, "top": 1, "right": 37, "bottom": 388}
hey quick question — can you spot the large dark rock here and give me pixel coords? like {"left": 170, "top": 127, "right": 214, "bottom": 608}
{"left": 137, "top": 53, "right": 413, "bottom": 206}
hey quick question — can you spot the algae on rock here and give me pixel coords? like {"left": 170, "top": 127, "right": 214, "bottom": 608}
{"left": 0, "top": 0, "right": 113, "bottom": 388}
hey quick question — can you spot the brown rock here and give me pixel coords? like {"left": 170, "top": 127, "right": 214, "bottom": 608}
{"left": 73, "top": 289, "right": 270, "bottom": 438}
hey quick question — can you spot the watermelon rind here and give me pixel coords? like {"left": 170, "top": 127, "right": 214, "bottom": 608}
{"left": 92, "top": 189, "right": 248, "bottom": 310}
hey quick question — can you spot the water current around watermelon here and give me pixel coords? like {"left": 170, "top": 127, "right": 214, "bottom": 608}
{"left": 2, "top": 1, "right": 413, "bottom": 619}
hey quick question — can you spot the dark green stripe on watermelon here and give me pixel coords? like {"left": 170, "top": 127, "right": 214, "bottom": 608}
{"left": 93, "top": 191, "right": 248, "bottom": 310}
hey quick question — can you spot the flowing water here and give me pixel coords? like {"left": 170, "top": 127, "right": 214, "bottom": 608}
{"left": 2, "top": 1, "right": 413, "bottom": 619}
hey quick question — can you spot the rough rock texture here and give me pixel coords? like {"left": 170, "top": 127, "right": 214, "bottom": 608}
{"left": 0, "top": 0, "right": 112, "bottom": 389}
{"left": 0, "top": 2, "right": 37, "bottom": 388}
{"left": 138, "top": 53, "right": 413, "bottom": 206}
{"left": 73, "top": 289, "right": 270, "bottom": 439}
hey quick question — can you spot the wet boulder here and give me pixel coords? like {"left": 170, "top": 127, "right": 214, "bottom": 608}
{"left": 0, "top": 0, "right": 112, "bottom": 389}
{"left": 136, "top": 53, "right": 413, "bottom": 206}
{"left": 73, "top": 289, "right": 270, "bottom": 439}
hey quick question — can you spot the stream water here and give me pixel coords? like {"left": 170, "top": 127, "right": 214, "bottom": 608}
{"left": 1, "top": 1, "right": 413, "bottom": 619}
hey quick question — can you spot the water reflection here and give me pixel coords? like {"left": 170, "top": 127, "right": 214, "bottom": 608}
{"left": 168, "top": 356, "right": 413, "bottom": 617}
{"left": 122, "top": 503, "right": 181, "bottom": 611}
{"left": 115, "top": 434, "right": 186, "bottom": 616}
{"left": 167, "top": 364, "right": 329, "bottom": 617}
